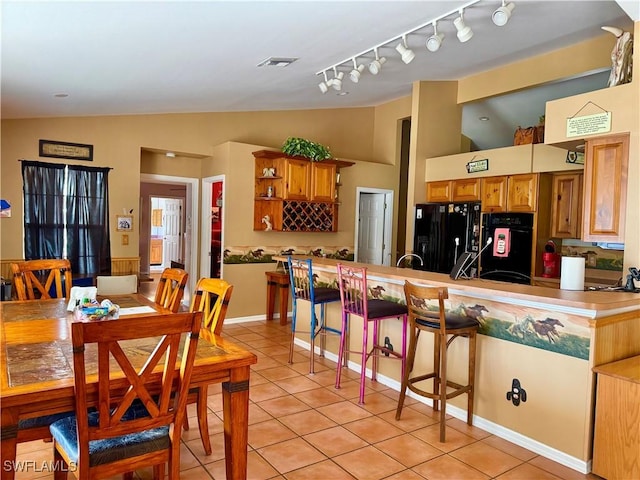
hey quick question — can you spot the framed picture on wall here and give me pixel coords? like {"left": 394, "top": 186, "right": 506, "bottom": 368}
{"left": 116, "top": 215, "right": 133, "bottom": 232}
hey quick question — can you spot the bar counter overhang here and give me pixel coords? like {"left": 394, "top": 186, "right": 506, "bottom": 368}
{"left": 275, "top": 255, "right": 640, "bottom": 473}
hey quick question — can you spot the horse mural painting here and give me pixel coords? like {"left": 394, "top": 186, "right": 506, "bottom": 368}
{"left": 507, "top": 315, "right": 535, "bottom": 340}
{"left": 532, "top": 318, "right": 565, "bottom": 343}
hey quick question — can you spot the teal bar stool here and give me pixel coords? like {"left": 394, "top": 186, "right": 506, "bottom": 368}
{"left": 287, "top": 257, "right": 342, "bottom": 374}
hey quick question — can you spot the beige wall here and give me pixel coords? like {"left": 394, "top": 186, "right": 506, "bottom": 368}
{"left": 2, "top": 29, "right": 637, "bottom": 315}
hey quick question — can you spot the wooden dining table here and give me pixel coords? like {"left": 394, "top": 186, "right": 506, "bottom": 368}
{"left": 0, "top": 294, "right": 257, "bottom": 480}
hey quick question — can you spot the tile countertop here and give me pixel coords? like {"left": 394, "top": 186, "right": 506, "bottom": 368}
{"left": 274, "top": 255, "right": 640, "bottom": 319}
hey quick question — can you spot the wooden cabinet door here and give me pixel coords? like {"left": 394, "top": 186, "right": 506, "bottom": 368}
{"left": 583, "top": 134, "right": 628, "bottom": 242}
{"left": 310, "top": 162, "right": 336, "bottom": 202}
{"left": 550, "top": 172, "right": 582, "bottom": 238}
{"left": 452, "top": 178, "right": 481, "bottom": 202}
{"left": 284, "top": 159, "right": 310, "bottom": 200}
{"left": 150, "top": 239, "right": 163, "bottom": 264}
{"left": 426, "top": 181, "right": 451, "bottom": 203}
{"left": 480, "top": 177, "right": 507, "bottom": 212}
{"left": 508, "top": 173, "right": 538, "bottom": 212}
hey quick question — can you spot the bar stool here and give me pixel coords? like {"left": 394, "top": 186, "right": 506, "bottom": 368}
{"left": 395, "top": 280, "right": 479, "bottom": 442}
{"left": 335, "top": 263, "right": 407, "bottom": 404}
{"left": 288, "top": 257, "right": 342, "bottom": 374}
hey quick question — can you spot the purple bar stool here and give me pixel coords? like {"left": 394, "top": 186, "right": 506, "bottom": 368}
{"left": 335, "top": 263, "right": 408, "bottom": 404}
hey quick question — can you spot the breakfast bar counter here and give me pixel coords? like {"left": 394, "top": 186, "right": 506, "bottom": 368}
{"left": 275, "top": 255, "right": 640, "bottom": 473}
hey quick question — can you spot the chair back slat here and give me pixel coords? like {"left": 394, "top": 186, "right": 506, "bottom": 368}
{"left": 154, "top": 268, "right": 189, "bottom": 312}
{"left": 403, "top": 281, "right": 448, "bottom": 333}
{"left": 71, "top": 311, "right": 201, "bottom": 445}
{"left": 189, "top": 278, "right": 233, "bottom": 335}
{"left": 11, "top": 259, "right": 72, "bottom": 300}
{"left": 337, "top": 264, "right": 368, "bottom": 318}
{"left": 288, "top": 258, "right": 315, "bottom": 303}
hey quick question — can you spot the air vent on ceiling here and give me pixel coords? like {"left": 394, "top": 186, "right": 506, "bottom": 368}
{"left": 257, "top": 57, "right": 298, "bottom": 67}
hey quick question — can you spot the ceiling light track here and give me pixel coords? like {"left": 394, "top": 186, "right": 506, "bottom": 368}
{"left": 315, "top": 0, "right": 515, "bottom": 92}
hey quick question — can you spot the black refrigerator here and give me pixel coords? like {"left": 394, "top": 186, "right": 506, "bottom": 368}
{"left": 413, "top": 202, "right": 481, "bottom": 274}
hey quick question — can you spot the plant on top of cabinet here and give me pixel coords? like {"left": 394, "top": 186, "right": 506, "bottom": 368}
{"left": 281, "top": 137, "right": 332, "bottom": 162}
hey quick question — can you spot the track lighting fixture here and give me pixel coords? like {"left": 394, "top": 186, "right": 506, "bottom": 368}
{"left": 368, "top": 48, "right": 386, "bottom": 75}
{"left": 492, "top": 1, "right": 515, "bottom": 26}
{"left": 395, "top": 35, "right": 415, "bottom": 64}
{"left": 350, "top": 58, "right": 365, "bottom": 83}
{"left": 426, "top": 21, "right": 444, "bottom": 52}
{"left": 316, "top": 0, "right": 515, "bottom": 94}
{"left": 331, "top": 67, "right": 344, "bottom": 90}
{"left": 454, "top": 9, "right": 474, "bottom": 42}
{"left": 318, "top": 71, "right": 329, "bottom": 94}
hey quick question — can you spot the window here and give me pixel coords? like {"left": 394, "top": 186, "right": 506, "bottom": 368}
{"left": 21, "top": 160, "right": 111, "bottom": 276}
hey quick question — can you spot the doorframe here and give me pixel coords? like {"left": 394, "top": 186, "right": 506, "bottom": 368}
{"left": 354, "top": 187, "right": 394, "bottom": 266}
{"left": 201, "top": 175, "right": 225, "bottom": 279}
{"left": 140, "top": 173, "right": 199, "bottom": 301}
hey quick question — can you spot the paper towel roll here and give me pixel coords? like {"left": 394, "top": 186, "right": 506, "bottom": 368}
{"left": 560, "top": 256, "right": 585, "bottom": 291}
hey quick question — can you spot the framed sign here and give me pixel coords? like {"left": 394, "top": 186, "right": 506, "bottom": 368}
{"left": 39, "top": 139, "right": 93, "bottom": 161}
{"left": 116, "top": 215, "right": 133, "bottom": 232}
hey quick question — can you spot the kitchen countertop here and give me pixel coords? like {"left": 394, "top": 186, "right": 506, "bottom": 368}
{"left": 275, "top": 255, "right": 640, "bottom": 318}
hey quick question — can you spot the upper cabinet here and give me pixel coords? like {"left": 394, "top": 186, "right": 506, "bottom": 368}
{"left": 426, "top": 178, "right": 481, "bottom": 203}
{"left": 550, "top": 172, "right": 583, "bottom": 239}
{"left": 582, "top": 134, "right": 629, "bottom": 242}
{"left": 480, "top": 176, "right": 508, "bottom": 212}
{"left": 481, "top": 174, "right": 545, "bottom": 213}
{"left": 252, "top": 150, "right": 353, "bottom": 232}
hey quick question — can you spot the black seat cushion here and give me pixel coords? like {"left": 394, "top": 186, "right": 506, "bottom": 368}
{"left": 313, "top": 287, "right": 341, "bottom": 304}
{"left": 366, "top": 299, "right": 408, "bottom": 320}
{"left": 416, "top": 312, "right": 479, "bottom": 330}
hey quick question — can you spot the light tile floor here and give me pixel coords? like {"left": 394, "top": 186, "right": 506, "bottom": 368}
{"left": 14, "top": 282, "right": 604, "bottom": 479}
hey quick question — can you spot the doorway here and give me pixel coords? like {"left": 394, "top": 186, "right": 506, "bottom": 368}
{"left": 354, "top": 188, "right": 394, "bottom": 266}
{"left": 149, "top": 197, "right": 183, "bottom": 271}
{"left": 201, "top": 175, "right": 225, "bottom": 279}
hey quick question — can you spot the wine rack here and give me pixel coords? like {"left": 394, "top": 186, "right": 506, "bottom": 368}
{"left": 282, "top": 201, "right": 336, "bottom": 232}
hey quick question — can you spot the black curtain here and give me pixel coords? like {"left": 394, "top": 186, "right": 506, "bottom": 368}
{"left": 21, "top": 160, "right": 111, "bottom": 276}
{"left": 66, "top": 164, "right": 111, "bottom": 276}
{"left": 22, "top": 161, "right": 66, "bottom": 260}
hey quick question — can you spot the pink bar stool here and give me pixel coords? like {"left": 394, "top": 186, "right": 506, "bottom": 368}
{"left": 335, "top": 263, "right": 408, "bottom": 404}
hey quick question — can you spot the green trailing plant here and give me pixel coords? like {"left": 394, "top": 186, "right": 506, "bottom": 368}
{"left": 281, "top": 137, "right": 332, "bottom": 162}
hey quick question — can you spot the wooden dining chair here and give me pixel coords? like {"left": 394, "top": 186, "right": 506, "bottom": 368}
{"left": 49, "top": 311, "right": 202, "bottom": 480}
{"left": 11, "top": 259, "right": 73, "bottom": 300}
{"left": 184, "top": 277, "right": 234, "bottom": 455}
{"left": 154, "top": 268, "right": 188, "bottom": 313}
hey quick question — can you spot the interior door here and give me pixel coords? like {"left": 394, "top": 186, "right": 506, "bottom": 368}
{"left": 162, "top": 198, "right": 182, "bottom": 267}
{"left": 357, "top": 193, "right": 386, "bottom": 264}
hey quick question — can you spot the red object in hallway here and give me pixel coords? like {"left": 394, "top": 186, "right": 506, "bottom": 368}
{"left": 542, "top": 241, "right": 560, "bottom": 278}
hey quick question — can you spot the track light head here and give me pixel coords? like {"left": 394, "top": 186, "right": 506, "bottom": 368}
{"left": 331, "top": 68, "right": 344, "bottom": 91}
{"left": 454, "top": 9, "right": 474, "bottom": 42}
{"left": 395, "top": 35, "right": 415, "bottom": 64}
{"left": 350, "top": 59, "right": 365, "bottom": 83}
{"left": 318, "top": 71, "right": 329, "bottom": 94}
{"left": 426, "top": 21, "right": 444, "bottom": 52}
{"left": 368, "top": 48, "right": 386, "bottom": 75}
{"left": 492, "top": 1, "right": 515, "bottom": 26}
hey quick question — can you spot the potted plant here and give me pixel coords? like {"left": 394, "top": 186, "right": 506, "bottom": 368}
{"left": 281, "top": 137, "right": 332, "bottom": 162}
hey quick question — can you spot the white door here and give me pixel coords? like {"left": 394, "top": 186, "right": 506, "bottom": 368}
{"left": 358, "top": 193, "right": 386, "bottom": 264}
{"left": 163, "top": 198, "right": 182, "bottom": 267}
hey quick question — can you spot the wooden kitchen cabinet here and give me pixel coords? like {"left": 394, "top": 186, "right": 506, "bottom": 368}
{"left": 582, "top": 134, "right": 628, "bottom": 242}
{"left": 452, "top": 178, "right": 481, "bottom": 202}
{"left": 480, "top": 176, "right": 507, "bottom": 212}
{"left": 508, "top": 173, "right": 538, "bottom": 212}
{"left": 592, "top": 355, "right": 640, "bottom": 480}
{"left": 426, "top": 180, "right": 451, "bottom": 203}
{"left": 284, "top": 158, "right": 310, "bottom": 200}
{"left": 426, "top": 178, "right": 480, "bottom": 203}
{"left": 253, "top": 150, "right": 353, "bottom": 232}
{"left": 310, "top": 162, "right": 336, "bottom": 202}
{"left": 550, "top": 172, "right": 582, "bottom": 238}
{"left": 150, "top": 238, "right": 163, "bottom": 265}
